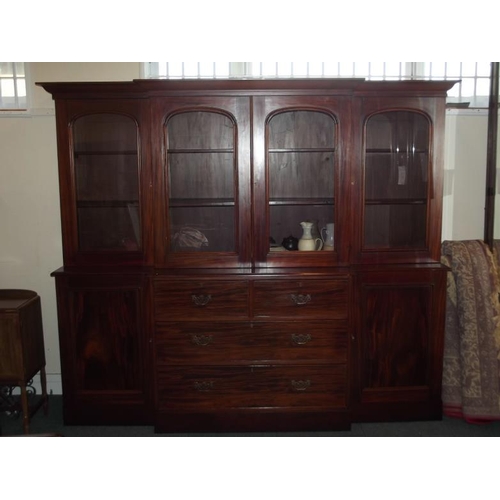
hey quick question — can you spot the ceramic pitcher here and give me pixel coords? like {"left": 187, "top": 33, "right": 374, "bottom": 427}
{"left": 298, "top": 221, "right": 323, "bottom": 251}
{"left": 321, "top": 223, "right": 334, "bottom": 250}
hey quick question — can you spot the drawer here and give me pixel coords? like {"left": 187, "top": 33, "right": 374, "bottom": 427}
{"left": 252, "top": 280, "right": 348, "bottom": 319}
{"left": 155, "top": 322, "right": 348, "bottom": 365}
{"left": 157, "top": 365, "right": 347, "bottom": 410}
{"left": 155, "top": 280, "right": 249, "bottom": 321}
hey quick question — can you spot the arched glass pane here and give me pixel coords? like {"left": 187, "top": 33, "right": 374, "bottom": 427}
{"left": 267, "top": 110, "right": 336, "bottom": 251}
{"left": 364, "top": 111, "right": 430, "bottom": 249}
{"left": 166, "top": 111, "right": 236, "bottom": 252}
{"left": 73, "top": 113, "right": 140, "bottom": 251}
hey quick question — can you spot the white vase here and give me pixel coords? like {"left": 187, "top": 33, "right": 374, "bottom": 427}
{"left": 298, "top": 221, "right": 323, "bottom": 251}
{"left": 321, "top": 223, "right": 334, "bottom": 250}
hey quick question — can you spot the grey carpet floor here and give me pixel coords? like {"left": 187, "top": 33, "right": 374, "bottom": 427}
{"left": 2, "top": 395, "right": 500, "bottom": 437}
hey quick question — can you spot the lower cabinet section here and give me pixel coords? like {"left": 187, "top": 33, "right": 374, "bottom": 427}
{"left": 52, "top": 267, "right": 447, "bottom": 431}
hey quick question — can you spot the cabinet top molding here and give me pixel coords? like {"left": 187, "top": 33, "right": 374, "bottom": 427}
{"left": 36, "top": 78, "right": 458, "bottom": 99}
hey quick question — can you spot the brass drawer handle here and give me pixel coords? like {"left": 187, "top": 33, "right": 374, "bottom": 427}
{"left": 291, "top": 333, "right": 312, "bottom": 345}
{"left": 191, "top": 334, "right": 213, "bottom": 346}
{"left": 290, "top": 294, "right": 311, "bottom": 305}
{"left": 191, "top": 294, "right": 212, "bottom": 306}
{"left": 194, "top": 381, "right": 214, "bottom": 392}
{"left": 291, "top": 380, "right": 311, "bottom": 391}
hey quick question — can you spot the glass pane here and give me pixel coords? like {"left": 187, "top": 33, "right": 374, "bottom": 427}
{"left": 214, "top": 62, "right": 230, "bottom": 78}
{"left": 16, "top": 78, "right": 26, "bottom": 97}
{"left": 277, "top": 62, "right": 292, "bottom": 77}
{"left": 476, "top": 62, "right": 491, "bottom": 77}
{"left": 323, "top": 63, "right": 339, "bottom": 77}
{"left": 354, "top": 62, "right": 370, "bottom": 77}
{"left": 461, "top": 78, "right": 476, "bottom": 99}
{"left": 461, "top": 62, "right": 477, "bottom": 76}
{"left": 0, "top": 62, "right": 13, "bottom": 76}
{"left": 292, "top": 62, "right": 309, "bottom": 77}
{"left": 364, "top": 111, "right": 430, "bottom": 249}
{"left": 73, "top": 113, "right": 140, "bottom": 251}
{"left": 1, "top": 78, "right": 15, "bottom": 97}
{"left": 268, "top": 110, "right": 336, "bottom": 252}
{"left": 307, "top": 63, "right": 324, "bottom": 77}
{"left": 446, "top": 62, "right": 462, "bottom": 77}
{"left": 269, "top": 110, "right": 335, "bottom": 149}
{"left": 199, "top": 62, "right": 214, "bottom": 77}
{"left": 14, "top": 62, "right": 25, "bottom": 77}
{"left": 339, "top": 62, "right": 354, "bottom": 77}
{"left": 183, "top": 62, "right": 199, "bottom": 77}
{"left": 167, "top": 111, "right": 236, "bottom": 253}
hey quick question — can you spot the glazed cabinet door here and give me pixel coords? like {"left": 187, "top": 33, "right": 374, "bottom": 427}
{"left": 253, "top": 96, "right": 350, "bottom": 267}
{"left": 352, "top": 267, "right": 447, "bottom": 422}
{"left": 152, "top": 97, "right": 251, "bottom": 268}
{"left": 54, "top": 99, "right": 153, "bottom": 266}
{"left": 53, "top": 273, "right": 153, "bottom": 424}
{"left": 352, "top": 96, "right": 446, "bottom": 264}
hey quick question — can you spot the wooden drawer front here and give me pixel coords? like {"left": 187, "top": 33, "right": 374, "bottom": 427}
{"left": 157, "top": 365, "right": 347, "bottom": 410}
{"left": 154, "top": 280, "right": 249, "bottom": 321}
{"left": 253, "top": 280, "right": 348, "bottom": 319}
{"left": 155, "top": 322, "right": 348, "bottom": 365}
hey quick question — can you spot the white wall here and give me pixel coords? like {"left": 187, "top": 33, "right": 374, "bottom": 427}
{"left": 0, "top": 62, "right": 494, "bottom": 393}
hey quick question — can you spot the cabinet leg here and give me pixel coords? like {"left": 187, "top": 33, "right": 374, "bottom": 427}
{"left": 20, "top": 384, "right": 30, "bottom": 434}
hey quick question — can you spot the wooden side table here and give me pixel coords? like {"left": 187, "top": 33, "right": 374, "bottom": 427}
{"left": 0, "top": 290, "right": 48, "bottom": 434}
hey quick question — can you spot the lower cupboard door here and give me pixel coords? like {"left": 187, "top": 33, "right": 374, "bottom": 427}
{"left": 157, "top": 365, "right": 347, "bottom": 410}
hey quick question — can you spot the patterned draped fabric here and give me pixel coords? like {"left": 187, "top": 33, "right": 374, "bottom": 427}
{"left": 441, "top": 240, "right": 500, "bottom": 422}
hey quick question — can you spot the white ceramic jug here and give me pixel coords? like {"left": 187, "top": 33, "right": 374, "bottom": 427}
{"left": 321, "top": 223, "right": 334, "bottom": 250}
{"left": 298, "top": 221, "right": 323, "bottom": 251}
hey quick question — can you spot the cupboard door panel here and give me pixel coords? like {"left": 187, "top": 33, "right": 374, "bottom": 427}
{"left": 353, "top": 268, "right": 446, "bottom": 420}
{"left": 362, "top": 286, "right": 430, "bottom": 388}
{"left": 54, "top": 273, "right": 152, "bottom": 424}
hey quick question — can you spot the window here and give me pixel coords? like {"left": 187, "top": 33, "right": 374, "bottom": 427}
{"left": 144, "top": 62, "right": 492, "bottom": 108}
{"left": 0, "top": 62, "right": 27, "bottom": 110}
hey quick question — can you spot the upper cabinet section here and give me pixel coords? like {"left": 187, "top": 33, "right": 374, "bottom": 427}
{"left": 38, "top": 79, "right": 455, "bottom": 269}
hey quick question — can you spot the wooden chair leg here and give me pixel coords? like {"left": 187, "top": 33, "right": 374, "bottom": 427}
{"left": 40, "top": 366, "right": 49, "bottom": 414}
{"left": 20, "top": 384, "right": 30, "bottom": 434}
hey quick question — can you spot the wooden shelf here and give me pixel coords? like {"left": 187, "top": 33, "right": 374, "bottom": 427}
{"left": 168, "top": 148, "right": 233, "bottom": 154}
{"left": 270, "top": 198, "right": 334, "bottom": 206}
{"left": 74, "top": 150, "right": 138, "bottom": 157}
{"left": 365, "top": 198, "right": 426, "bottom": 205}
{"left": 169, "top": 198, "right": 235, "bottom": 208}
{"left": 77, "top": 200, "right": 139, "bottom": 208}
{"left": 269, "top": 148, "right": 335, "bottom": 154}
{"left": 365, "top": 148, "right": 428, "bottom": 154}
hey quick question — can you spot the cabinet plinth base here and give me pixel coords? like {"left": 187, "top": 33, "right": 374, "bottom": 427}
{"left": 154, "top": 409, "right": 351, "bottom": 433}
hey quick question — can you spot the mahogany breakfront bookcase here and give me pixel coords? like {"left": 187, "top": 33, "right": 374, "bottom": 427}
{"left": 37, "top": 78, "right": 455, "bottom": 432}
